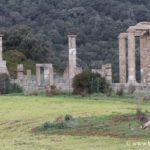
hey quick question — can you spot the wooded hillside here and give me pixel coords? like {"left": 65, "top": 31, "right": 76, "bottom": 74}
{"left": 0, "top": 0, "right": 150, "bottom": 80}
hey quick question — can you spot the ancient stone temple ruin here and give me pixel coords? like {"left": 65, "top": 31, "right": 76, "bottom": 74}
{"left": 0, "top": 32, "right": 112, "bottom": 94}
{"left": 119, "top": 22, "right": 150, "bottom": 85}
{"left": 92, "top": 64, "right": 112, "bottom": 83}
{"left": 36, "top": 64, "right": 54, "bottom": 86}
{"left": 15, "top": 34, "right": 112, "bottom": 93}
{"left": 0, "top": 35, "right": 8, "bottom": 74}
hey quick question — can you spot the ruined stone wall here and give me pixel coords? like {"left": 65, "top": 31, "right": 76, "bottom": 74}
{"left": 92, "top": 64, "right": 112, "bottom": 83}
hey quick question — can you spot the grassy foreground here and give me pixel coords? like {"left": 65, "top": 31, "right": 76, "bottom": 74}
{"left": 0, "top": 95, "right": 150, "bottom": 150}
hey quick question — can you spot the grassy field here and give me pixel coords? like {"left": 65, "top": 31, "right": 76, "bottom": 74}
{"left": 0, "top": 95, "right": 150, "bottom": 150}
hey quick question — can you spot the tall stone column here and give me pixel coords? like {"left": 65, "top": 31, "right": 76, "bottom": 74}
{"left": 0, "top": 34, "right": 9, "bottom": 75}
{"left": 0, "top": 35, "right": 3, "bottom": 61}
{"left": 68, "top": 35, "right": 77, "bottom": 80}
{"left": 128, "top": 32, "right": 136, "bottom": 83}
{"left": 119, "top": 33, "right": 127, "bottom": 83}
{"left": 49, "top": 64, "right": 54, "bottom": 86}
{"left": 36, "top": 65, "right": 41, "bottom": 86}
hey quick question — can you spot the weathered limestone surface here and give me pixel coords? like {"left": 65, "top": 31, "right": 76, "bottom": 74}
{"left": 68, "top": 35, "right": 77, "bottom": 80}
{"left": 128, "top": 31, "right": 136, "bottom": 83}
{"left": 92, "top": 64, "right": 112, "bottom": 83}
{"left": 102, "top": 64, "right": 112, "bottom": 83}
{"left": 0, "top": 35, "right": 8, "bottom": 74}
{"left": 48, "top": 64, "right": 54, "bottom": 86}
{"left": 118, "top": 22, "right": 150, "bottom": 85}
{"left": 17, "top": 64, "right": 24, "bottom": 81}
{"left": 140, "top": 34, "right": 150, "bottom": 84}
{"left": 119, "top": 33, "right": 127, "bottom": 83}
{"left": 26, "top": 69, "right": 32, "bottom": 80}
{"left": 36, "top": 65, "right": 41, "bottom": 86}
{"left": 36, "top": 64, "right": 54, "bottom": 86}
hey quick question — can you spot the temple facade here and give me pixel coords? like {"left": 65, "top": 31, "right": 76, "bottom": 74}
{"left": 119, "top": 22, "right": 150, "bottom": 85}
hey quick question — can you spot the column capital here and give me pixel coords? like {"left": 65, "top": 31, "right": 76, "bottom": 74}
{"left": 68, "top": 35, "right": 77, "bottom": 38}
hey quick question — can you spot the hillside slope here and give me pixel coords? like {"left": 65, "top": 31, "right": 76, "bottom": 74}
{"left": 0, "top": 0, "right": 150, "bottom": 80}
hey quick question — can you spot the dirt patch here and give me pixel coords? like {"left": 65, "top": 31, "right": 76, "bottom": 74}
{"left": 111, "top": 114, "right": 135, "bottom": 122}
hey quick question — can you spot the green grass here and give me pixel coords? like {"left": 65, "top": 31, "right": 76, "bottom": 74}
{"left": 38, "top": 114, "right": 150, "bottom": 139}
{"left": 0, "top": 95, "right": 150, "bottom": 150}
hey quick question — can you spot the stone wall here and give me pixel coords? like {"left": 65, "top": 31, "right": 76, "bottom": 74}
{"left": 92, "top": 64, "right": 112, "bottom": 83}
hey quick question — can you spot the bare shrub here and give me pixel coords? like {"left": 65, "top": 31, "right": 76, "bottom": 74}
{"left": 25, "top": 89, "right": 39, "bottom": 96}
{"left": 105, "top": 85, "right": 113, "bottom": 96}
{"left": 45, "top": 85, "right": 58, "bottom": 96}
{"left": 24, "top": 87, "right": 39, "bottom": 96}
{"left": 141, "top": 96, "right": 150, "bottom": 102}
{"left": 128, "top": 84, "right": 136, "bottom": 94}
{"left": 29, "top": 91, "right": 38, "bottom": 96}
{"left": 51, "top": 85, "right": 58, "bottom": 95}
{"left": 136, "top": 108, "right": 148, "bottom": 124}
{"left": 55, "top": 115, "right": 64, "bottom": 122}
{"left": 116, "top": 84, "right": 125, "bottom": 96}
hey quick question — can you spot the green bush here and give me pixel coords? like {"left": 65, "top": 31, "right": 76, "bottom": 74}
{"left": 4, "top": 50, "right": 35, "bottom": 78}
{"left": 41, "top": 114, "right": 75, "bottom": 131}
{"left": 72, "top": 70, "right": 111, "bottom": 95}
{"left": 116, "top": 84, "right": 125, "bottom": 96}
{"left": 128, "top": 84, "right": 136, "bottom": 94}
{"left": 42, "top": 121, "right": 66, "bottom": 130}
{"left": 8, "top": 83, "right": 22, "bottom": 94}
{"left": 0, "top": 73, "right": 22, "bottom": 94}
{"left": 0, "top": 74, "right": 10, "bottom": 94}
{"left": 64, "top": 114, "right": 73, "bottom": 121}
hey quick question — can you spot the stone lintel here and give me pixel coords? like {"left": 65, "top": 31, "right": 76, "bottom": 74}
{"left": 118, "top": 33, "right": 128, "bottom": 39}
{"left": 127, "top": 26, "right": 136, "bottom": 32}
{"left": 36, "top": 64, "right": 53, "bottom": 68}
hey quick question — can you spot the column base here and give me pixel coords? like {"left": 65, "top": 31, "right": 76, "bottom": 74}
{"left": 127, "top": 80, "right": 139, "bottom": 86}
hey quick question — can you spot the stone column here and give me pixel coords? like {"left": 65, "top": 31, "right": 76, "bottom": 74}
{"left": 49, "top": 64, "right": 54, "bottom": 86}
{"left": 27, "top": 69, "right": 31, "bottom": 80}
{"left": 0, "top": 34, "right": 9, "bottom": 75}
{"left": 128, "top": 32, "right": 136, "bottom": 83}
{"left": 17, "top": 64, "right": 24, "bottom": 81}
{"left": 119, "top": 33, "right": 127, "bottom": 83}
{"left": 68, "top": 35, "right": 77, "bottom": 80}
{"left": 36, "top": 65, "right": 41, "bottom": 86}
{"left": 0, "top": 35, "right": 3, "bottom": 61}
{"left": 106, "top": 64, "right": 112, "bottom": 83}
